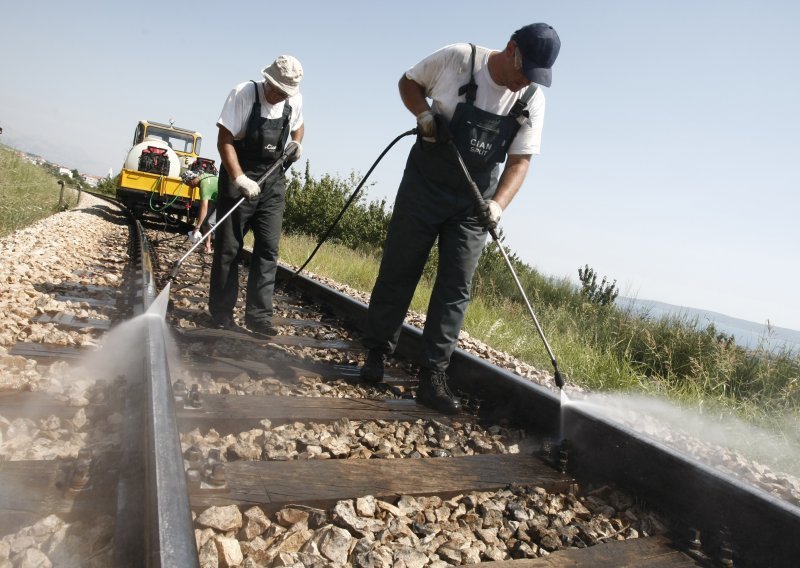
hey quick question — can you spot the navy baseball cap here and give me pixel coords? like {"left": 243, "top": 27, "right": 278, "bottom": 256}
{"left": 512, "top": 23, "right": 561, "bottom": 87}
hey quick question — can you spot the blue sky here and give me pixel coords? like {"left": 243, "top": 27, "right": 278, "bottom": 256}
{"left": 2, "top": 1, "right": 798, "bottom": 330}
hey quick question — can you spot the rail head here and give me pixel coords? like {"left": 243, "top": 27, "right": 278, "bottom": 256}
{"left": 117, "top": 198, "right": 199, "bottom": 567}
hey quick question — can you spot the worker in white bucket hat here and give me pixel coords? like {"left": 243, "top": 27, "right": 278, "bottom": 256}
{"left": 210, "top": 55, "right": 305, "bottom": 336}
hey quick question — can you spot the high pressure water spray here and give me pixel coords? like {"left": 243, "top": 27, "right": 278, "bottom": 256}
{"left": 165, "top": 142, "right": 301, "bottom": 285}
{"left": 292, "top": 128, "right": 418, "bottom": 277}
{"left": 449, "top": 142, "right": 566, "bottom": 390}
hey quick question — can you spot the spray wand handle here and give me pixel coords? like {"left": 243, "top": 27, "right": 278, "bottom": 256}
{"left": 448, "top": 142, "right": 501, "bottom": 240}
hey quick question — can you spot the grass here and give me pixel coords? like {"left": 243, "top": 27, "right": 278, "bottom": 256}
{"left": 278, "top": 232, "right": 800, "bottom": 431}
{"left": 0, "top": 145, "right": 83, "bottom": 238}
{"left": 279, "top": 232, "right": 651, "bottom": 391}
{"left": 277, "top": 234, "right": 434, "bottom": 314}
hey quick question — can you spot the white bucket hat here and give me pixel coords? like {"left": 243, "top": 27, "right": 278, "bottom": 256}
{"left": 261, "top": 55, "right": 303, "bottom": 97}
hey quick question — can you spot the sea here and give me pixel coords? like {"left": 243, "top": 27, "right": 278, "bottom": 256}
{"left": 616, "top": 297, "right": 800, "bottom": 353}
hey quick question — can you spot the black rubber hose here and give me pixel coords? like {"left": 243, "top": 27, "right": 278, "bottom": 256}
{"left": 292, "top": 128, "right": 417, "bottom": 277}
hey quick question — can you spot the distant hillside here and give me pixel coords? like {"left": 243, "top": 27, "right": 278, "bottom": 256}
{"left": 617, "top": 297, "right": 800, "bottom": 352}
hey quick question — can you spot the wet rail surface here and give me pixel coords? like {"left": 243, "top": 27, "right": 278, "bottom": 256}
{"left": 1, "top": 201, "right": 798, "bottom": 567}
{"left": 139, "top": 216, "right": 702, "bottom": 567}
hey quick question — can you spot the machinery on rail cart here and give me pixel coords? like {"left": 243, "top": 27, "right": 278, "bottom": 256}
{"left": 115, "top": 119, "right": 217, "bottom": 219}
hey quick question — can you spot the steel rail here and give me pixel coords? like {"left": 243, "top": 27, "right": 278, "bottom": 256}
{"left": 143, "top": 303, "right": 198, "bottom": 567}
{"left": 113, "top": 204, "right": 199, "bottom": 567}
{"left": 276, "top": 263, "right": 800, "bottom": 567}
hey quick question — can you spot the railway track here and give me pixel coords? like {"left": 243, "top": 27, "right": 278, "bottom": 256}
{"left": 1, "top": 196, "right": 799, "bottom": 566}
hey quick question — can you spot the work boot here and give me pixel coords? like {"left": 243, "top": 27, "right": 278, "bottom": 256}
{"left": 360, "top": 350, "right": 385, "bottom": 384}
{"left": 210, "top": 315, "right": 232, "bottom": 330}
{"left": 416, "top": 369, "right": 461, "bottom": 414}
{"left": 210, "top": 315, "right": 247, "bottom": 333}
{"left": 245, "top": 318, "right": 278, "bottom": 337}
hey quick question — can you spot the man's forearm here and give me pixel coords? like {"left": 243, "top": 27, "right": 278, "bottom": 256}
{"left": 196, "top": 201, "right": 208, "bottom": 228}
{"left": 217, "top": 126, "right": 244, "bottom": 179}
{"left": 399, "top": 75, "right": 430, "bottom": 117}
{"left": 492, "top": 155, "right": 531, "bottom": 208}
{"left": 291, "top": 123, "right": 304, "bottom": 143}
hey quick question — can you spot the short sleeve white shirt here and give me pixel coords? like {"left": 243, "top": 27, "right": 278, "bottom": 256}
{"left": 405, "top": 43, "right": 545, "bottom": 156}
{"left": 217, "top": 80, "right": 304, "bottom": 140}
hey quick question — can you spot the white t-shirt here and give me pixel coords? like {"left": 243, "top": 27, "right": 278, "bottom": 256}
{"left": 405, "top": 43, "right": 545, "bottom": 156}
{"left": 217, "top": 80, "right": 304, "bottom": 140}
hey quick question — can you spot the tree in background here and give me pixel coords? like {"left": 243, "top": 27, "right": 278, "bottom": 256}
{"left": 96, "top": 174, "right": 119, "bottom": 195}
{"left": 578, "top": 264, "right": 619, "bottom": 306}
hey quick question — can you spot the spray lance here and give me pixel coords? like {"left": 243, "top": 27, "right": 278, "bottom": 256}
{"left": 448, "top": 141, "right": 566, "bottom": 390}
{"left": 166, "top": 141, "right": 301, "bottom": 285}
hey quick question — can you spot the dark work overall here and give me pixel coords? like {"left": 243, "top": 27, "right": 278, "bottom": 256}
{"left": 209, "top": 81, "right": 292, "bottom": 325}
{"left": 363, "top": 45, "right": 534, "bottom": 372}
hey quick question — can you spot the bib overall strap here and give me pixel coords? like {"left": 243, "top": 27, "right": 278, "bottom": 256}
{"left": 242, "top": 80, "right": 292, "bottom": 139}
{"left": 509, "top": 84, "right": 538, "bottom": 122}
{"left": 251, "top": 79, "right": 292, "bottom": 131}
{"left": 237, "top": 80, "right": 264, "bottom": 151}
{"left": 457, "top": 43, "right": 478, "bottom": 103}
{"left": 247, "top": 80, "right": 261, "bottom": 124}
{"left": 279, "top": 96, "right": 292, "bottom": 129}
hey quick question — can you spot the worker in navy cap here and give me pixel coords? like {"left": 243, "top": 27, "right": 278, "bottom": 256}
{"left": 359, "top": 24, "right": 561, "bottom": 413}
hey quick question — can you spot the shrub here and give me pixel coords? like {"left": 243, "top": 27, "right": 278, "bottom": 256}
{"left": 283, "top": 164, "right": 392, "bottom": 254}
{"left": 96, "top": 174, "right": 119, "bottom": 196}
{"left": 578, "top": 264, "right": 619, "bottom": 306}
